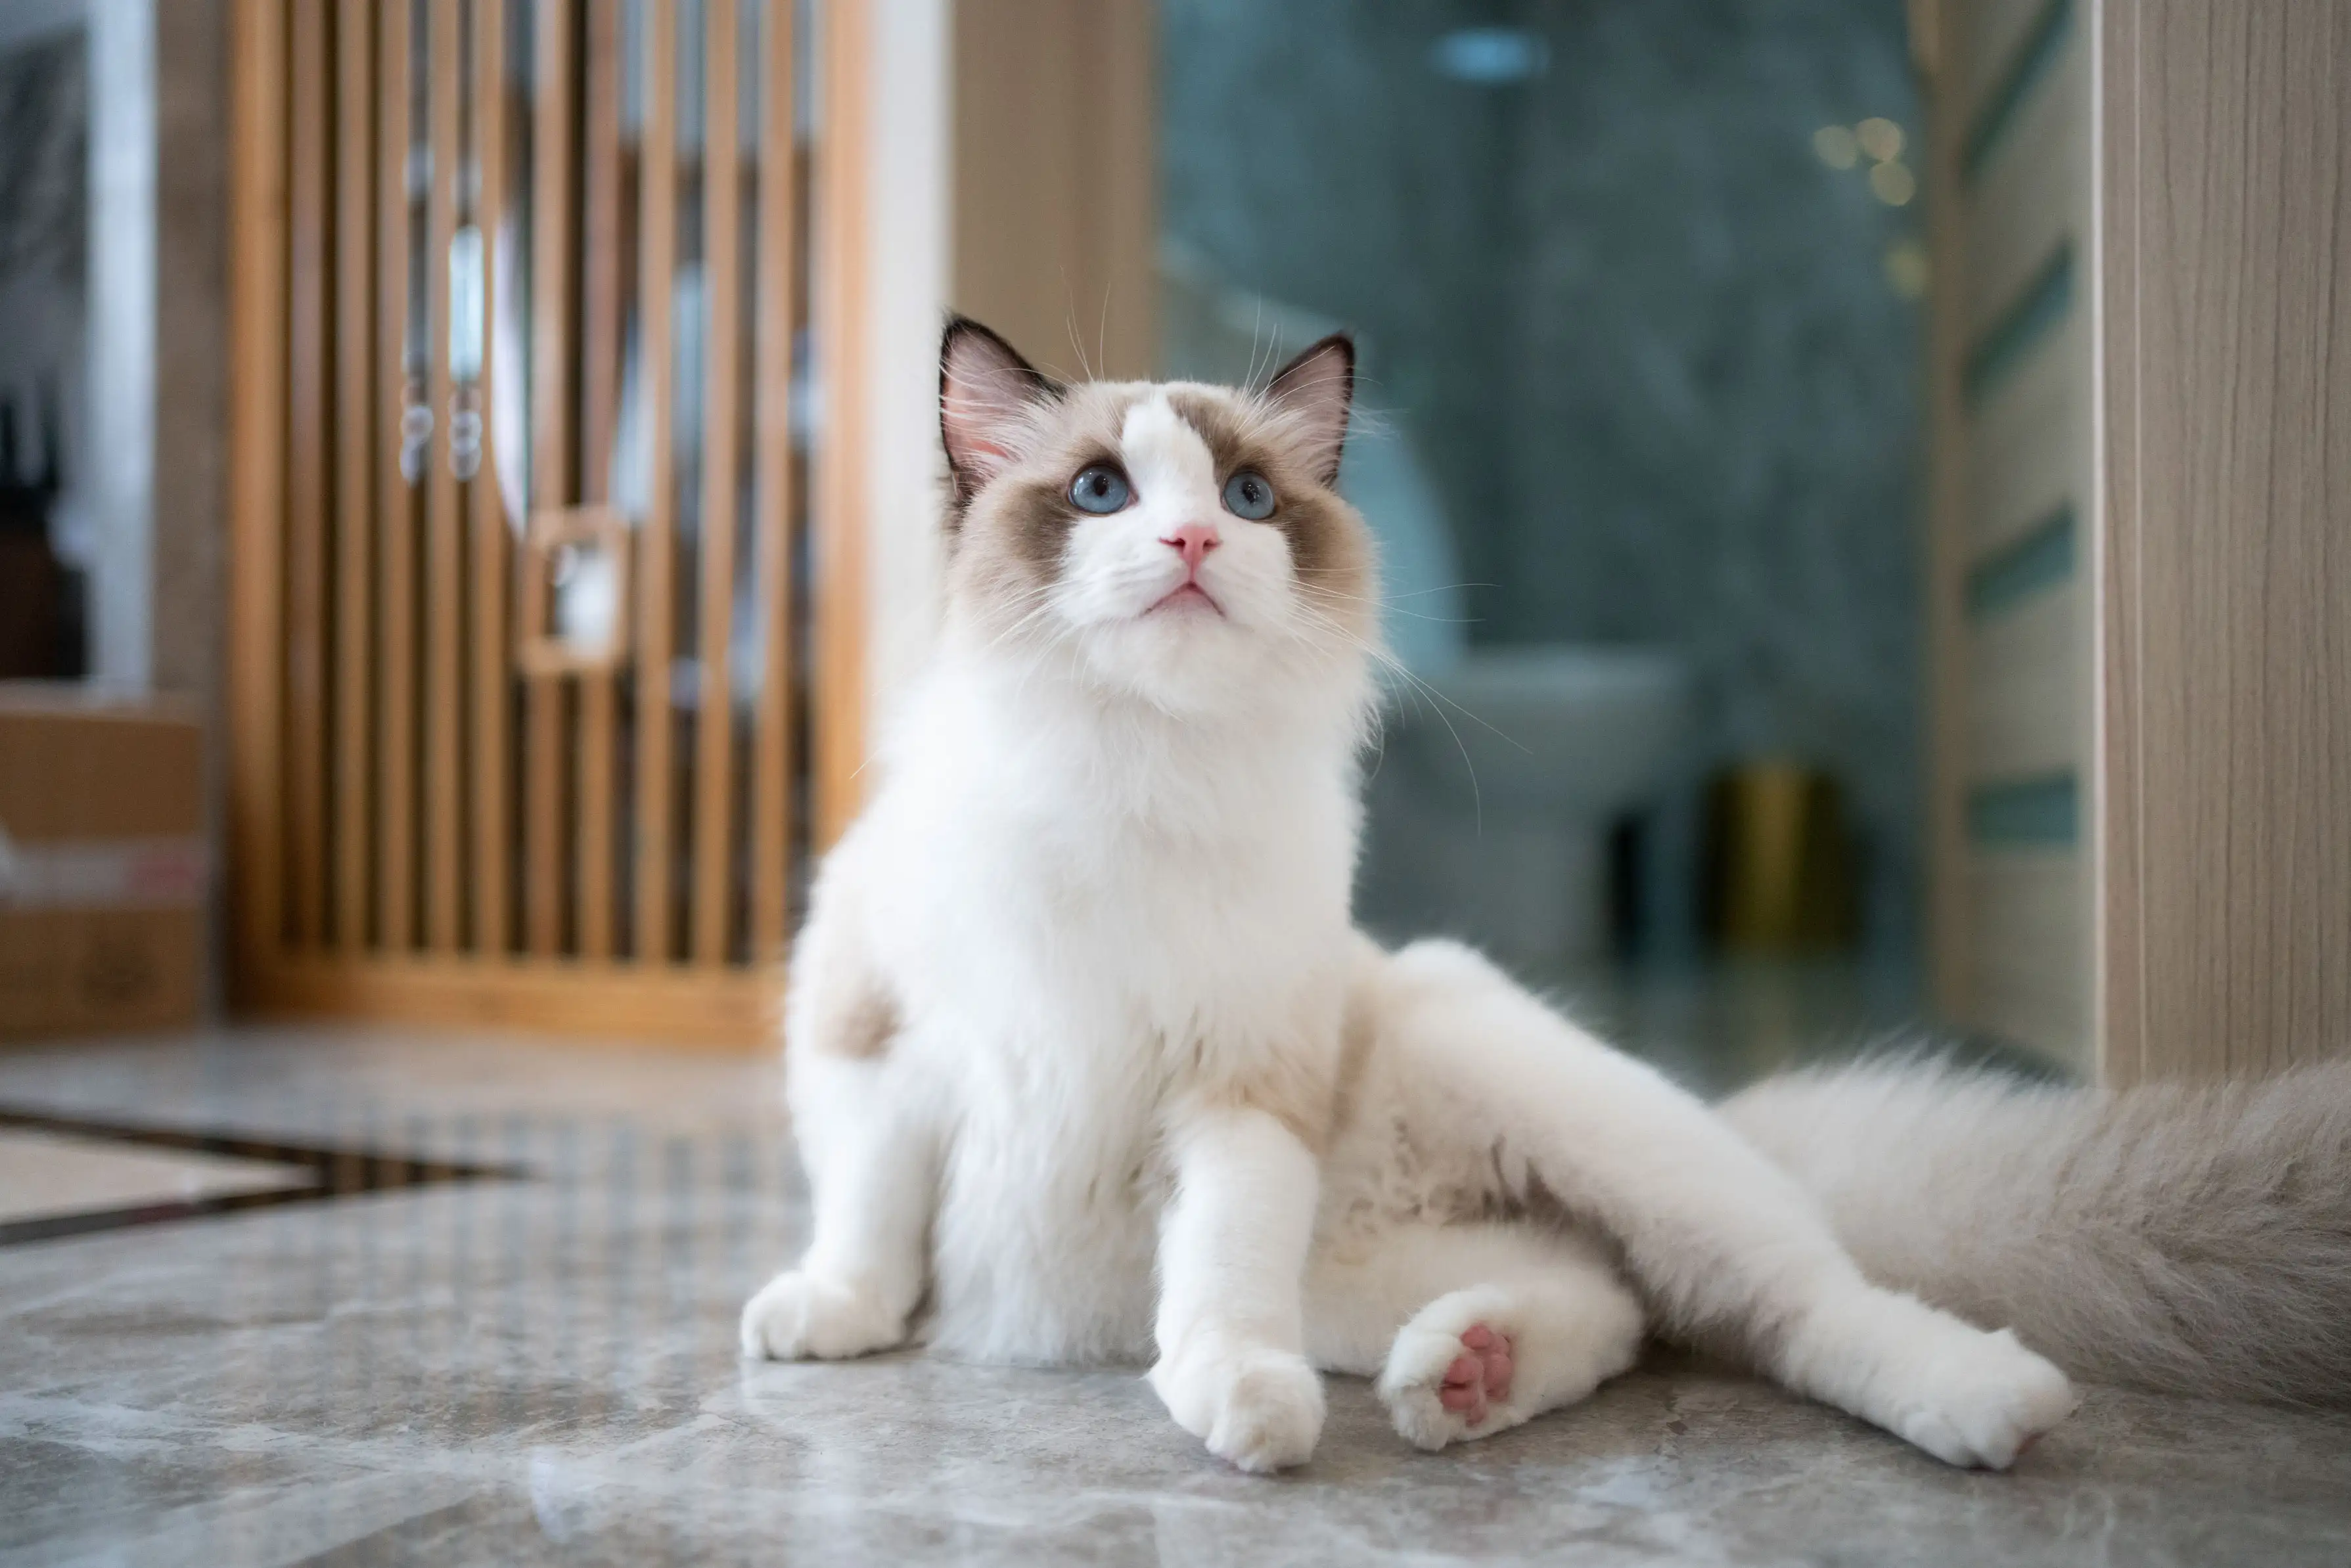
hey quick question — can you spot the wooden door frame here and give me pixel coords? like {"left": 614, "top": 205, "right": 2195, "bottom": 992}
{"left": 2092, "top": 0, "right": 2351, "bottom": 1085}
{"left": 1925, "top": 0, "right": 2351, "bottom": 1083}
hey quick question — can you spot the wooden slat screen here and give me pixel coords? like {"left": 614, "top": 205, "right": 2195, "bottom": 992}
{"left": 229, "top": 0, "right": 829, "bottom": 1048}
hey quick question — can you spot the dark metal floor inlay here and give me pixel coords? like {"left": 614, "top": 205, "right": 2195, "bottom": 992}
{"left": 0, "top": 1106, "right": 526, "bottom": 1246}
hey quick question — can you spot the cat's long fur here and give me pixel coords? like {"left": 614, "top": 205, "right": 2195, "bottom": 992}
{"left": 741, "top": 318, "right": 2340, "bottom": 1475}
{"left": 1725, "top": 1056, "right": 2351, "bottom": 1406}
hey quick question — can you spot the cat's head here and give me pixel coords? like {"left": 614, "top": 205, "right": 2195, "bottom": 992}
{"left": 936, "top": 317, "right": 1377, "bottom": 718}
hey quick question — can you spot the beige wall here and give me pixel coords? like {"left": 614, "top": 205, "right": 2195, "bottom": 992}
{"left": 949, "top": 0, "right": 1156, "bottom": 382}
{"left": 2095, "top": 0, "right": 2351, "bottom": 1083}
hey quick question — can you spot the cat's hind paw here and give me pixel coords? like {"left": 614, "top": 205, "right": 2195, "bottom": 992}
{"left": 1380, "top": 1299, "right": 1528, "bottom": 1451}
{"left": 1377, "top": 1278, "right": 1641, "bottom": 1452}
{"left": 1382, "top": 1320, "right": 1518, "bottom": 1450}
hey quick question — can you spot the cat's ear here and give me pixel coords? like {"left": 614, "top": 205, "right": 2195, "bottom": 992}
{"left": 941, "top": 315, "right": 1060, "bottom": 507}
{"left": 1266, "top": 333, "right": 1355, "bottom": 486}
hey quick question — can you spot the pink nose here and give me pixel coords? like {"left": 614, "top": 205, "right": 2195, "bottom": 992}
{"left": 1161, "top": 522, "right": 1220, "bottom": 571}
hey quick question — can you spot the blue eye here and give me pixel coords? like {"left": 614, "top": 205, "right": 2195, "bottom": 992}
{"left": 1222, "top": 470, "right": 1276, "bottom": 520}
{"left": 1069, "top": 464, "right": 1131, "bottom": 514}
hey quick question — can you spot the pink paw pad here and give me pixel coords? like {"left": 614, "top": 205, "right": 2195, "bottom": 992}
{"left": 1438, "top": 1323, "right": 1515, "bottom": 1425}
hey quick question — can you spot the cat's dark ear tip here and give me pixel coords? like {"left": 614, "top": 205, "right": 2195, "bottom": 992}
{"left": 1271, "top": 332, "right": 1357, "bottom": 391}
{"left": 941, "top": 314, "right": 1058, "bottom": 397}
{"left": 942, "top": 313, "right": 1011, "bottom": 366}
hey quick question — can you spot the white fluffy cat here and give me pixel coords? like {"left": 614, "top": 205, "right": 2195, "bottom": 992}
{"left": 741, "top": 321, "right": 2349, "bottom": 1472}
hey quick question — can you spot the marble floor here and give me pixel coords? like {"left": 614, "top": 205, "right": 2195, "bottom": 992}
{"left": 0, "top": 1123, "right": 311, "bottom": 1227}
{"left": 3, "top": 1024, "right": 2348, "bottom": 1567}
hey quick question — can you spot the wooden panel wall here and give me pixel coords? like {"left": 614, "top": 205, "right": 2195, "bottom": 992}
{"left": 2097, "top": 0, "right": 2351, "bottom": 1083}
{"left": 949, "top": 0, "right": 1156, "bottom": 380}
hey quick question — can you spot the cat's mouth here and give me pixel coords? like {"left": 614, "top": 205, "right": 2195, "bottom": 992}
{"left": 1147, "top": 581, "right": 1224, "bottom": 617}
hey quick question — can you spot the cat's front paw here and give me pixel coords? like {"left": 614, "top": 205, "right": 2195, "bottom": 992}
{"left": 1889, "top": 1327, "right": 2078, "bottom": 1469}
{"left": 1149, "top": 1343, "right": 1325, "bottom": 1473}
{"left": 739, "top": 1270, "right": 905, "bottom": 1361}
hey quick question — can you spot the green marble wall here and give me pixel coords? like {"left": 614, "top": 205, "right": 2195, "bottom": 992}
{"left": 1162, "top": 0, "right": 1927, "bottom": 957}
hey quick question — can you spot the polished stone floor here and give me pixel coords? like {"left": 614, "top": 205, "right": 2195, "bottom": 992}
{"left": 3, "top": 1025, "right": 2348, "bottom": 1567}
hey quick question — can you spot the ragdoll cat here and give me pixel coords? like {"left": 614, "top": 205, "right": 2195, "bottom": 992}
{"left": 741, "top": 319, "right": 2351, "bottom": 1471}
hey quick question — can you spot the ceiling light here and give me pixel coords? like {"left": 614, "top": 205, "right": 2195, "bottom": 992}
{"left": 1431, "top": 28, "right": 1550, "bottom": 85}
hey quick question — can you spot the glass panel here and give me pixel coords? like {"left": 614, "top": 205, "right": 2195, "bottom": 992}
{"left": 1162, "top": 2, "right": 1940, "bottom": 1087}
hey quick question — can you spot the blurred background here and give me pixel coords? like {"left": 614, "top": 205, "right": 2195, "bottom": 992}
{"left": 1153, "top": 2, "right": 1934, "bottom": 1083}
{"left": 0, "top": 0, "right": 2111, "bottom": 1094}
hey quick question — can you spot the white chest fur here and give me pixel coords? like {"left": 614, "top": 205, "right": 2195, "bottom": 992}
{"left": 862, "top": 665, "right": 1362, "bottom": 1363}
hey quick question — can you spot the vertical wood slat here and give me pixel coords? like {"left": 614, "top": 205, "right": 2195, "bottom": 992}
{"left": 526, "top": 0, "right": 578, "bottom": 957}
{"left": 285, "top": 0, "right": 332, "bottom": 948}
{"left": 424, "top": 0, "right": 465, "bottom": 951}
{"left": 750, "top": 0, "right": 797, "bottom": 958}
{"left": 377, "top": 0, "right": 419, "bottom": 951}
{"left": 633, "top": 3, "right": 680, "bottom": 962}
{"left": 576, "top": 0, "right": 623, "bottom": 960}
{"left": 812, "top": 0, "right": 870, "bottom": 851}
{"left": 228, "top": 0, "right": 289, "bottom": 975}
{"left": 472, "top": 0, "right": 514, "bottom": 955}
{"left": 692, "top": 0, "right": 743, "bottom": 966}
{"left": 333, "top": 0, "right": 375, "bottom": 951}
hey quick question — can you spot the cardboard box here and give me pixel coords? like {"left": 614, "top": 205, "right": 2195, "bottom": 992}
{"left": 0, "top": 685, "right": 206, "bottom": 1039}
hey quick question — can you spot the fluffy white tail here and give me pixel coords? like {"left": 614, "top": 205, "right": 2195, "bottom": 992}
{"left": 1721, "top": 1056, "right": 2351, "bottom": 1406}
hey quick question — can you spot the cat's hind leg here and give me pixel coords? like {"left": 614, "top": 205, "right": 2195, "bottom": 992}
{"left": 1308, "top": 1222, "right": 1645, "bottom": 1452}
{"left": 1367, "top": 939, "right": 2076, "bottom": 1469}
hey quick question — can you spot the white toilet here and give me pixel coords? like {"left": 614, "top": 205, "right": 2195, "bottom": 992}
{"left": 1163, "top": 250, "right": 1695, "bottom": 966}
{"left": 1364, "top": 640, "right": 1693, "bottom": 967}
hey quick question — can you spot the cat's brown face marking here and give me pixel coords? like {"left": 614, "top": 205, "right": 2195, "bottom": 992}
{"left": 956, "top": 384, "right": 1366, "bottom": 607}
{"left": 1160, "top": 390, "right": 1358, "bottom": 590}
{"left": 938, "top": 319, "right": 1375, "bottom": 709}
{"left": 958, "top": 381, "right": 1151, "bottom": 587}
